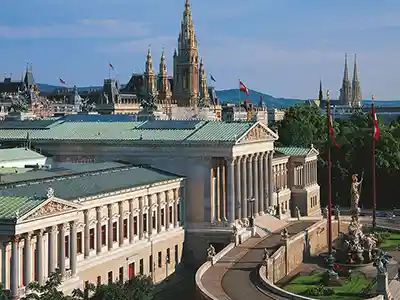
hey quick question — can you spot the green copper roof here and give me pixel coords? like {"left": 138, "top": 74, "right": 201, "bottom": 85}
{"left": 0, "top": 148, "right": 45, "bottom": 163}
{"left": 0, "top": 196, "right": 46, "bottom": 221}
{"left": 0, "top": 120, "right": 256, "bottom": 144}
{"left": 0, "top": 166, "right": 183, "bottom": 201}
{"left": 275, "top": 147, "right": 311, "bottom": 157}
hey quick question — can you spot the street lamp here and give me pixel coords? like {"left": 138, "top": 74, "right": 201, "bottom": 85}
{"left": 247, "top": 196, "right": 255, "bottom": 227}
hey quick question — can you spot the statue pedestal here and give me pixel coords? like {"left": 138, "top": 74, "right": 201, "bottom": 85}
{"left": 376, "top": 273, "right": 391, "bottom": 300}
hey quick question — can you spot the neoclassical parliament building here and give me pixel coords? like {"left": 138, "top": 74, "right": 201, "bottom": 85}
{"left": 0, "top": 115, "right": 321, "bottom": 298}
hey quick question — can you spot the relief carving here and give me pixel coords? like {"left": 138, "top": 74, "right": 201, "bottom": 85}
{"left": 26, "top": 201, "right": 74, "bottom": 220}
{"left": 242, "top": 125, "right": 270, "bottom": 142}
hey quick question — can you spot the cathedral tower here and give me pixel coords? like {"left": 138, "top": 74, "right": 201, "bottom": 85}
{"left": 339, "top": 53, "right": 352, "bottom": 105}
{"left": 351, "top": 54, "right": 362, "bottom": 107}
{"left": 158, "top": 50, "right": 172, "bottom": 105}
{"left": 144, "top": 47, "right": 157, "bottom": 98}
{"left": 199, "top": 58, "right": 210, "bottom": 106}
{"left": 173, "top": 0, "right": 200, "bottom": 107}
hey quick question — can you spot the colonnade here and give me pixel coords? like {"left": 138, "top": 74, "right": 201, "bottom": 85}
{"left": 210, "top": 151, "right": 275, "bottom": 224}
{"left": 293, "top": 161, "right": 318, "bottom": 187}
{"left": 3, "top": 188, "right": 181, "bottom": 299}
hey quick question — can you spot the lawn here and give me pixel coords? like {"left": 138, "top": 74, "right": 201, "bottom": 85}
{"left": 380, "top": 232, "right": 400, "bottom": 250}
{"left": 283, "top": 272, "right": 373, "bottom": 300}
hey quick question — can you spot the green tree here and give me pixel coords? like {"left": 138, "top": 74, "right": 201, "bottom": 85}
{"left": 276, "top": 105, "right": 400, "bottom": 209}
{"left": 0, "top": 283, "right": 11, "bottom": 300}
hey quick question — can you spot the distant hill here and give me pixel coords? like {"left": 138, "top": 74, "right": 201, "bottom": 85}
{"left": 37, "top": 83, "right": 305, "bottom": 108}
{"left": 216, "top": 89, "right": 305, "bottom": 108}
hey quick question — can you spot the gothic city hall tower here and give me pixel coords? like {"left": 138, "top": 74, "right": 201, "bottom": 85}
{"left": 173, "top": 0, "right": 202, "bottom": 107}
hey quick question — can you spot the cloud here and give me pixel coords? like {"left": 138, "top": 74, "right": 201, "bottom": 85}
{"left": 0, "top": 19, "right": 150, "bottom": 38}
{"left": 103, "top": 36, "right": 176, "bottom": 54}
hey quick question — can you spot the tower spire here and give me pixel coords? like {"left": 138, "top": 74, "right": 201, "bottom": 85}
{"left": 351, "top": 54, "right": 362, "bottom": 107}
{"left": 339, "top": 53, "right": 352, "bottom": 105}
{"left": 319, "top": 80, "right": 323, "bottom": 102}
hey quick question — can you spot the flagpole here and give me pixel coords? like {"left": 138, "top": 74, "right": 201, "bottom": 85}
{"left": 325, "top": 89, "right": 338, "bottom": 280}
{"left": 108, "top": 62, "right": 111, "bottom": 80}
{"left": 238, "top": 79, "right": 241, "bottom": 105}
{"left": 372, "top": 95, "right": 377, "bottom": 230}
{"left": 326, "top": 89, "right": 333, "bottom": 257}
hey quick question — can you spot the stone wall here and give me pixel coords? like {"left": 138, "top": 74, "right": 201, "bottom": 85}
{"left": 266, "top": 219, "right": 348, "bottom": 284}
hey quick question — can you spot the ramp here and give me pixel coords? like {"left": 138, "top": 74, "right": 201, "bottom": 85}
{"left": 255, "top": 214, "right": 288, "bottom": 233}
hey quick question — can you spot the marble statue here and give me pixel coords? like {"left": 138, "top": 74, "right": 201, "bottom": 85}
{"left": 350, "top": 173, "right": 363, "bottom": 215}
{"left": 295, "top": 206, "right": 301, "bottom": 220}
{"left": 322, "top": 206, "right": 328, "bottom": 218}
{"left": 374, "top": 250, "right": 391, "bottom": 274}
{"left": 232, "top": 225, "right": 238, "bottom": 236}
{"left": 207, "top": 244, "right": 216, "bottom": 259}
{"left": 263, "top": 248, "right": 269, "bottom": 261}
{"left": 281, "top": 228, "right": 289, "bottom": 240}
{"left": 334, "top": 205, "right": 340, "bottom": 219}
{"left": 46, "top": 187, "right": 55, "bottom": 199}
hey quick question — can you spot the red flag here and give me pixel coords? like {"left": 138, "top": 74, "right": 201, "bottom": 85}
{"left": 109, "top": 62, "right": 114, "bottom": 70}
{"left": 59, "top": 78, "right": 66, "bottom": 85}
{"left": 239, "top": 80, "right": 250, "bottom": 96}
{"left": 327, "top": 104, "right": 340, "bottom": 148}
{"left": 371, "top": 103, "right": 380, "bottom": 141}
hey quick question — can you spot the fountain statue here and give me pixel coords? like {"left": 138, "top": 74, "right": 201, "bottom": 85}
{"left": 336, "top": 173, "right": 378, "bottom": 264}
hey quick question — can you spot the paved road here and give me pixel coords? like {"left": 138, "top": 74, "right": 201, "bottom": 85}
{"left": 221, "top": 221, "right": 315, "bottom": 300}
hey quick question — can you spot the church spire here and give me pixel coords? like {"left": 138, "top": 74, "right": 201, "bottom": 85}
{"left": 339, "top": 53, "right": 352, "bottom": 105}
{"left": 318, "top": 80, "right": 323, "bottom": 102}
{"left": 145, "top": 46, "right": 154, "bottom": 74}
{"left": 351, "top": 54, "right": 362, "bottom": 107}
{"left": 159, "top": 49, "right": 167, "bottom": 75}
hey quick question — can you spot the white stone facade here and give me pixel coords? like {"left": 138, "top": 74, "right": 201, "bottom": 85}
{"left": 0, "top": 178, "right": 184, "bottom": 299}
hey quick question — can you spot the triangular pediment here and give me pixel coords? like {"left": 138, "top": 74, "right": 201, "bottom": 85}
{"left": 307, "top": 146, "right": 319, "bottom": 156}
{"left": 236, "top": 122, "right": 278, "bottom": 144}
{"left": 19, "top": 197, "right": 81, "bottom": 223}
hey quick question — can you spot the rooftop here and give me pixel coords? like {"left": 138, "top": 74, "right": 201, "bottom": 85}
{"left": 0, "top": 117, "right": 258, "bottom": 144}
{"left": 0, "top": 147, "right": 46, "bottom": 163}
{"left": 0, "top": 165, "right": 183, "bottom": 201}
{"left": 275, "top": 146, "right": 319, "bottom": 157}
{"left": 0, "top": 196, "right": 46, "bottom": 221}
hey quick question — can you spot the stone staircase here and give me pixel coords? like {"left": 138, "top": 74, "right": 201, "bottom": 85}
{"left": 389, "top": 278, "right": 400, "bottom": 299}
{"left": 255, "top": 214, "right": 288, "bottom": 233}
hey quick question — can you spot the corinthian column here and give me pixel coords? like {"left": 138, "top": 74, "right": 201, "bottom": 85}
{"left": 129, "top": 199, "right": 135, "bottom": 243}
{"left": 118, "top": 202, "right": 124, "bottom": 246}
{"left": 96, "top": 207, "right": 102, "bottom": 254}
{"left": 247, "top": 155, "right": 253, "bottom": 205}
{"left": 263, "top": 153, "right": 268, "bottom": 211}
{"left": 234, "top": 157, "right": 241, "bottom": 219}
{"left": 253, "top": 154, "right": 259, "bottom": 214}
{"left": 35, "top": 230, "right": 44, "bottom": 285}
{"left": 241, "top": 155, "right": 247, "bottom": 219}
{"left": 10, "top": 236, "right": 19, "bottom": 300}
{"left": 258, "top": 153, "right": 265, "bottom": 214}
{"left": 226, "top": 157, "right": 235, "bottom": 224}
{"left": 268, "top": 152, "right": 274, "bottom": 206}
{"left": 157, "top": 193, "right": 162, "bottom": 233}
{"left": 83, "top": 210, "right": 90, "bottom": 258}
{"left": 69, "top": 221, "right": 77, "bottom": 276}
{"left": 48, "top": 226, "right": 56, "bottom": 274}
{"left": 57, "top": 223, "right": 66, "bottom": 276}
{"left": 107, "top": 204, "right": 113, "bottom": 250}
{"left": 23, "top": 232, "right": 32, "bottom": 286}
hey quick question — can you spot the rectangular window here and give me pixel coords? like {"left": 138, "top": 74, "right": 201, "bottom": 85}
{"left": 123, "top": 219, "right": 128, "bottom": 238}
{"left": 158, "top": 251, "right": 162, "bottom": 268}
{"left": 166, "top": 248, "right": 170, "bottom": 264}
{"left": 65, "top": 236, "right": 69, "bottom": 258}
{"left": 119, "top": 267, "right": 124, "bottom": 283}
{"left": 112, "top": 222, "right": 118, "bottom": 242}
{"left": 101, "top": 225, "right": 107, "bottom": 246}
{"left": 161, "top": 208, "right": 165, "bottom": 226}
{"left": 108, "top": 271, "right": 113, "bottom": 284}
{"left": 89, "top": 228, "right": 95, "bottom": 249}
{"left": 149, "top": 255, "right": 153, "bottom": 273}
{"left": 97, "top": 276, "right": 101, "bottom": 285}
{"left": 77, "top": 232, "right": 82, "bottom": 254}
{"left": 175, "top": 244, "right": 179, "bottom": 265}
{"left": 177, "top": 203, "right": 180, "bottom": 222}
{"left": 169, "top": 206, "right": 172, "bottom": 224}
{"left": 143, "top": 214, "right": 147, "bottom": 232}
{"left": 129, "top": 262, "right": 135, "bottom": 279}
{"left": 133, "top": 216, "right": 138, "bottom": 235}
{"left": 152, "top": 212, "right": 156, "bottom": 230}
{"left": 139, "top": 259, "right": 144, "bottom": 275}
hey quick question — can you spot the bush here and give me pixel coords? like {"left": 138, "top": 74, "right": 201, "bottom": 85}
{"left": 305, "top": 285, "right": 335, "bottom": 296}
{"left": 372, "top": 230, "right": 390, "bottom": 244}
